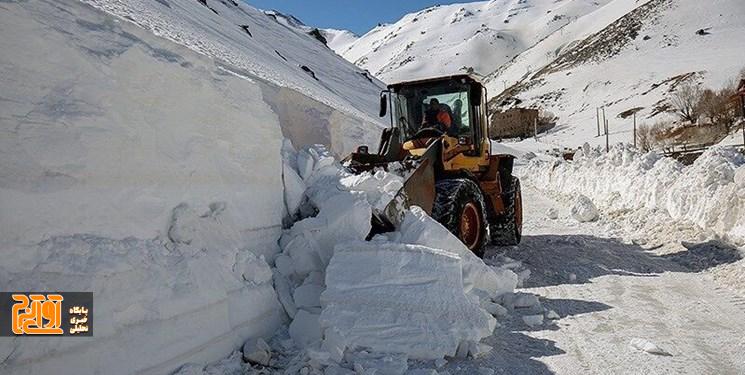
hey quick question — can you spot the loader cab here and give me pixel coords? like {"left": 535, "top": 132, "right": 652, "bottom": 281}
{"left": 379, "top": 75, "right": 491, "bottom": 169}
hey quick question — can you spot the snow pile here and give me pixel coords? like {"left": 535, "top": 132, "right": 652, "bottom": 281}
{"left": 271, "top": 145, "right": 519, "bottom": 372}
{"left": 524, "top": 144, "right": 745, "bottom": 244}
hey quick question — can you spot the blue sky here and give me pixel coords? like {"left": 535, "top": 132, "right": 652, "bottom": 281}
{"left": 244, "top": 0, "right": 474, "bottom": 35}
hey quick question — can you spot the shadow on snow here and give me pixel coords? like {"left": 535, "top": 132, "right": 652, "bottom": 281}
{"left": 487, "top": 235, "right": 741, "bottom": 288}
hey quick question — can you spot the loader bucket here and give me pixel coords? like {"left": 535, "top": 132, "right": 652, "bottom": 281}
{"left": 368, "top": 141, "right": 439, "bottom": 235}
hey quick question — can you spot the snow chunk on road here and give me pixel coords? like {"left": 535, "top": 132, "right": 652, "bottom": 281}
{"left": 522, "top": 314, "right": 544, "bottom": 327}
{"left": 242, "top": 338, "right": 272, "bottom": 366}
{"left": 347, "top": 351, "right": 409, "bottom": 375}
{"left": 513, "top": 293, "right": 540, "bottom": 308}
{"left": 629, "top": 338, "right": 672, "bottom": 356}
{"left": 321, "top": 241, "right": 496, "bottom": 360}
{"left": 571, "top": 195, "right": 599, "bottom": 222}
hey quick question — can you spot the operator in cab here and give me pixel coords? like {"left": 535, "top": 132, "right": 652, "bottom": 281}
{"left": 422, "top": 98, "right": 458, "bottom": 136}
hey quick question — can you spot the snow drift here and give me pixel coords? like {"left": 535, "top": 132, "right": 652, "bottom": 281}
{"left": 523, "top": 144, "right": 745, "bottom": 244}
{"left": 0, "top": 0, "right": 383, "bottom": 374}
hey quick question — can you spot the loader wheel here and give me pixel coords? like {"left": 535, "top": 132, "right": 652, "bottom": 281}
{"left": 490, "top": 177, "right": 523, "bottom": 246}
{"left": 432, "top": 179, "right": 488, "bottom": 257}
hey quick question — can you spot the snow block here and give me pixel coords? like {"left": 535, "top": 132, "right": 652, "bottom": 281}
{"left": 289, "top": 310, "right": 323, "bottom": 348}
{"left": 243, "top": 338, "right": 272, "bottom": 366}
{"left": 283, "top": 160, "right": 307, "bottom": 218}
{"left": 522, "top": 314, "right": 544, "bottom": 327}
{"left": 321, "top": 241, "right": 496, "bottom": 360}
{"left": 396, "top": 207, "right": 515, "bottom": 299}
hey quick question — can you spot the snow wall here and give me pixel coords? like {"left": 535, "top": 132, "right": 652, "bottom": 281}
{"left": 0, "top": 1, "right": 380, "bottom": 374}
{"left": 523, "top": 144, "right": 745, "bottom": 245}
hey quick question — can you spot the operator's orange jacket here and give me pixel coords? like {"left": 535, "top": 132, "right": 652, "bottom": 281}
{"left": 438, "top": 110, "right": 452, "bottom": 128}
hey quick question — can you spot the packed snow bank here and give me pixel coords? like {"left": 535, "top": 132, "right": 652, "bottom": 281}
{"left": 523, "top": 144, "right": 745, "bottom": 244}
{"left": 80, "top": 0, "right": 385, "bottom": 156}
{"left": 270, "top": 145, "right": 518, "bottom": 372}
{"left": 0, "top": 1, "right": 384, "bottom": 373}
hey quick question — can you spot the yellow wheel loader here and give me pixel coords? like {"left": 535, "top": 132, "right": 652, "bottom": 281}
{"left": 343, "top": 75, "right": 522, "bottom": 257}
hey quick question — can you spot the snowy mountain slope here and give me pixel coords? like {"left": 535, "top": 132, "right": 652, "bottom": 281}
{"left": 327, "top": 0, "right": 744, "bottom": 149}
{"left": 321, "top": 29, "right": 360, "bottom": 53}
{"left": 485, "top": 0, "right": 745, "bottom": 148}
{"left": 0, "top": 0, "right": 386, "bottom": 374}
{"left": 330, "top": 0, "right": 616, "bottom": 83}
{"left": 82, "top": 0, "right": 386, "bottom": 153}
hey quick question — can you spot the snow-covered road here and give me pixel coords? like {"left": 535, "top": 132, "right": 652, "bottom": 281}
{"left": 439, "top": 184, "right": 745, "bottom": 375}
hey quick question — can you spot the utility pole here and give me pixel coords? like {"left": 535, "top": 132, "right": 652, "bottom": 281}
{"left": 596, "top": 107, "right": 601, "bottom": 137}
{"left": 633, "top": 112, "right": 637, "bottom": 148}
{"left": 741, "top": 96, "right": 745, "bottom": 152}
{"left": 605, "top": 119, "right": 610, "bottom": 152}
{"left": 602, "top": 107, "right": 607, "bottom": 135}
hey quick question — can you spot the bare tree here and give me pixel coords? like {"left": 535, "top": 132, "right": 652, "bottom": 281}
{"left": 669, "top": 82, "right": 703, "bottom": 124}
{"left": 698, "top": 87, "right": 737, "bottom": 132}
{"left": 636, "top": 123, "right": 653, "bottom": 152}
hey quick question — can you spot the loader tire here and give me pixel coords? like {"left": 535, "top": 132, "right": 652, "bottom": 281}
{"left": 432, "top": 179, "right": 488, "bottom": 258}
{"left": 490, "top": 177, "right": 523, "bottom": 246}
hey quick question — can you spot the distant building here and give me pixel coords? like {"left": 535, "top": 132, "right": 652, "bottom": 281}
{"left": 735, "top": 79, "right": 745, "bottom": 118}
{"left": 489, "top": 108, "right": 554, "bottom": 139}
